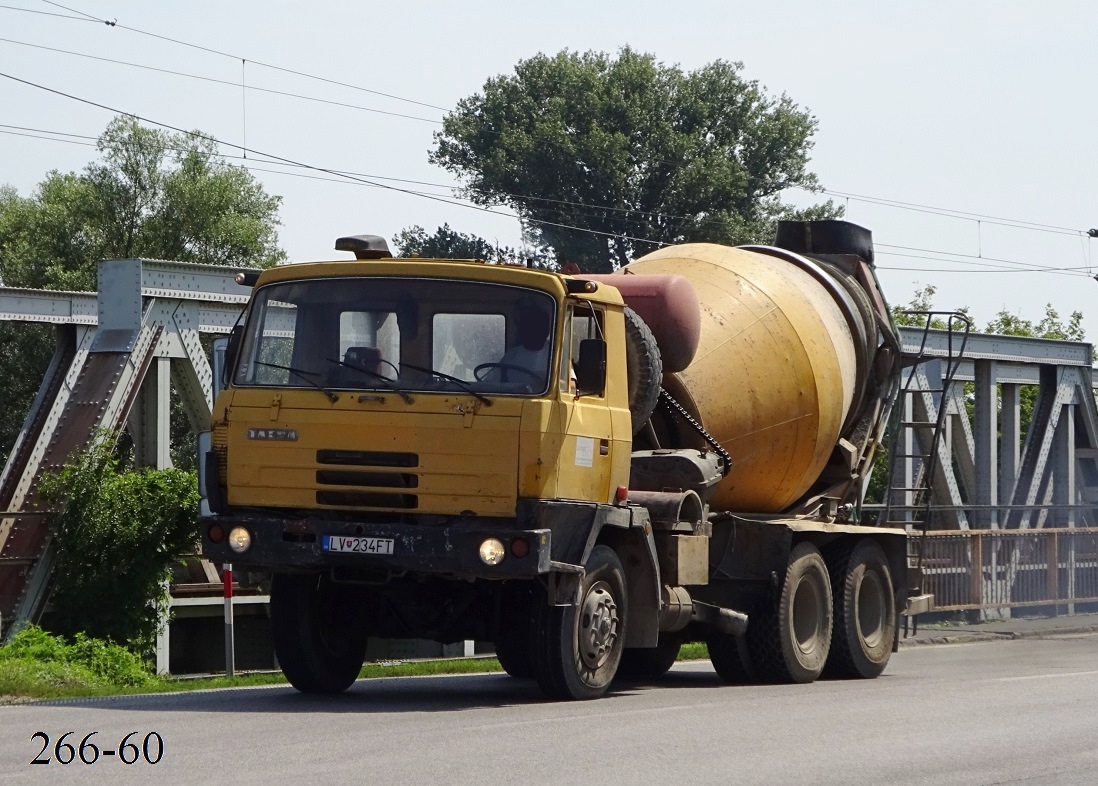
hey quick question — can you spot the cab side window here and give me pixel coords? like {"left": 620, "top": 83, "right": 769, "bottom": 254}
{"left": 560, "top": 305, "right": 604, "bottom": 395}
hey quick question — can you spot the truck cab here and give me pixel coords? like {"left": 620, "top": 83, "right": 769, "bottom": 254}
{"left": 202, "top": 246, "right": 661, "bottom": 698}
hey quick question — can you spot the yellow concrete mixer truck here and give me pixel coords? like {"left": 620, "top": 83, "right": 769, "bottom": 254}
{"left": 200, "top": 219, "right": 926, "bottom": 700}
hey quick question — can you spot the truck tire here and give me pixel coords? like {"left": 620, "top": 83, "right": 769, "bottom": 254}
{"left": 748, "top": 542, "right": 833, "bottom": 684}
{"left": 494, "top": 625, "right": 535, "bottom": 679}
{"left": 616, "top": 635, "right": 682, "bottom": 680}
{"left": 534, "top": 545, "right": 627, "bottom": 700}
{"left": 270, "top": 573, "right": 369, "bottom": 694}
{"left": 707, "top": 632, "right": 757, "bottom": 684}
{"left": 624, "top": 307, "right": 663, "bottom": 433}
{"left": 825, "top": 539, "right": 896, "bottom": 678}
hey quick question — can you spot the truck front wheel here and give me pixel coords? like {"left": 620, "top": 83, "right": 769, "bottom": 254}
{"left": 749, "top": 541, "right": 833, "bottom": 683}
{"left": 826, "top": 539, "right": 896, "bottom": 678}
{"left": 535, "top": 546, "right": 627, "bottom": 700}
{"left": 270, "top": 573, "right": 369, "bottom": 694}
{"left": 494, "top": 624, "right": 536, "bottom": 679}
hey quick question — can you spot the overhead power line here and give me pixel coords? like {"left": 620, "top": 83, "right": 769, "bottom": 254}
{"left": 0, "top": 37, "right": 442, "bottom": 124}
{"left": 0, "top": 71, "right": 667, "bottom": 250}
{"left": 1, "top": 0, "right": 450, "bottom": 112}
{"left": 2, "top": 116, "right": 1092, "bottom": 276}
{"left": 799, "top": 185, "right": 1086, "bottom": 238}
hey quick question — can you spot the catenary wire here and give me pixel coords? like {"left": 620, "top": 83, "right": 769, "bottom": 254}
{"left": 799, "top": 186, "right": 1085, "bottom": 238}
{"left": 0, "top": 38, "right": 443, "bottom": 123}
{"left": 0, "top": 71, "right": 671, "bottom": 249}
{"left": 6, "top": 0, "right": 449, "bottom": 112}
{"left": 6, "top": 3, "right": 1098, "bottom": 244}
{"left": 1, "top": 122, "right": 1091, "bottom": 272}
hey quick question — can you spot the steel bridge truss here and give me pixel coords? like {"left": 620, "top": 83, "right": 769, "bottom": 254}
{"left": 0, "top": 259, "right": 251, "bottom": 632}
{"left": 888, "top": 326, "right": 1098, "bottom": 614}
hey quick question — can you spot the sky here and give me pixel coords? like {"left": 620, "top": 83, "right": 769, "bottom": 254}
{"left": 2, "top": 1, "right": 1097, "bottom": 341}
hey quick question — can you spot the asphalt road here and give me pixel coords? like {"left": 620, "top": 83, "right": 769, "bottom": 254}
{"left": 1, "top": 634, "right": 1097, "bottom": 785}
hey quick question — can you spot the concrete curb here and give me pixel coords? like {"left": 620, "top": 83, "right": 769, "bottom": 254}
{"left": 899, "top": 624, "right": 1098, "bottom": 648}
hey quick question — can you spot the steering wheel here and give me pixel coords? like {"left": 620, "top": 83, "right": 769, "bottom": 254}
{"left": 473, "top": 362, "right": 543, "bottom": 383}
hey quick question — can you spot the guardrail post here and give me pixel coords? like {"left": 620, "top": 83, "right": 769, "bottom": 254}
{"left": 1046, "top": 532, "right": 1059, "bottom": 615}
{"left": 224, "top": 563, "right": 235, "bottom": 677}
{"left": 969, "top": 532, "right": 983, "bottom": 608}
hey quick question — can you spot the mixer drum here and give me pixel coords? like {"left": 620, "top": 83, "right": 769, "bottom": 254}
{"left": 626, "top": 243, "right": 866, "bottom": 513}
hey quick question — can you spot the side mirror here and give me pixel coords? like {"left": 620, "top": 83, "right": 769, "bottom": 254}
{"left": 574, "top": 338, "right": 606, "bottom": 396}
{"left": 212, "top": 336, "right": 229, "bottom": 394}
{"left": 222, "top": 326, "right": 243, "bottom": 389}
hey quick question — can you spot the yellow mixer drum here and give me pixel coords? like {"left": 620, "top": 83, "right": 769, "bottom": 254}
{"left": 627, "top": 243, "right": 862, "bottom": 513}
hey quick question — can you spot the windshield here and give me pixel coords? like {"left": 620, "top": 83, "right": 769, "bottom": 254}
{"left": 233, "top": 277, "right": 558, "bottom": 396}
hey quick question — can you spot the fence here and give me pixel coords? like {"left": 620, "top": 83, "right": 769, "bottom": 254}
{"left": 916, "top": 528, "right": 1098, "bottom": 613}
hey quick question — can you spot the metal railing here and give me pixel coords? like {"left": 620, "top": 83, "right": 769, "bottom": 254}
{"left": 918, "top": 527, "right": 1098, "bottom": 612}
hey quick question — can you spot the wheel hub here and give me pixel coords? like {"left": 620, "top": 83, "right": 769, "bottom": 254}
{"left": 858, "top": 570, "right": 886, "bottom": 648}
{"left": 579, "top": 581, "right": 619, "bottom": 670}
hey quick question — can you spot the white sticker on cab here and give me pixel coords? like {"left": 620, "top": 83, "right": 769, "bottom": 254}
{"left": 575, "top": 437, "right": 594, "bottom": 467}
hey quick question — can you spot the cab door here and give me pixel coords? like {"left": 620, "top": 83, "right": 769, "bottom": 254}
{"left": 554, "top": 303, "right": 626, "bottom": 503}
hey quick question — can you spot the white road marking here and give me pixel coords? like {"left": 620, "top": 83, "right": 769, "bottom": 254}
{"left": 998, "top": 670, "right": 1098, "bottom": 682}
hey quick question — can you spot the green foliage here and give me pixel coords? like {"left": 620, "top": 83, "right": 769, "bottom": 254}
{"left": 37, "top": 436, "right": 200, "bottom": 655}
{"left": 985, "top": 303, "right": 1085, "bottom": 341}
{"left": 394, "top": 223, "right": 554, "bottom": 268}
{"left": 890, "top": 285, "right": 971, "bottom": 329}
{"left": 0, "top": 117, "right": 285, "bottom": 290}
{"left": 432, "top": 47, "right": 838, "bottom": 272}
{"left": 0, "top": 116, "right": 286, "bottom": 467}
{"left": 0, "top": 625, "right": 154, "bottom": 689}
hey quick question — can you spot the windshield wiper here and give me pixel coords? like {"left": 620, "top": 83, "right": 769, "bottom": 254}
{"left": 325, "top": 358, "right": 415, "bottom": 404}
{"left": 399, "top": 362, "right": 492, "bottom": 406}
{"left": 250, "top": 361, "right": 339, "bottom": 403}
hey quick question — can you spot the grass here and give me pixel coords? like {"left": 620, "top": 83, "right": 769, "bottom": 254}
{"left": 0, "top": 626, "right": 712, "bottom": 703}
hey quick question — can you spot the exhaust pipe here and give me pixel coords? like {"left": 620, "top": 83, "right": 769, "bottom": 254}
{"left": 658, "top": 585, "right": 748, "bottom": 636}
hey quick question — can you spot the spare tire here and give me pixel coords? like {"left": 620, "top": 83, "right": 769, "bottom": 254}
{"left": 624, "top": 307, "right": 662, "bottom": 433}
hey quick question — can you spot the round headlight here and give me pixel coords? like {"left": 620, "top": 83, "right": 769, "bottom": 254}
{"left": 228, "top": 526, "right": 252, "bottom": 554}
{"left": 478, "top": 538, "right": 505, "bottom": 566}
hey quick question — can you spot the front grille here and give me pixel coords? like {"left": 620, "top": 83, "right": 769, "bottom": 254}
{"left": 317, "top": 450, "right": 418, "bottom": 467}
{"left": 316, "top": 449, "right": 420, "bottom": 510}
{"left": 316, "top": 470, "right": 417, "bottom": 488}
{"left": 212, "top": 427, "right": 228, "bottom": 484}
{"left": 316, "top": 490, "right": 418, "bottom": 508}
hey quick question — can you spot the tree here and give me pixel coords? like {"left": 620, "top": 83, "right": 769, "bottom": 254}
{"left": 394, "top": 223, "right": 554, "bottom": 268}
{"left": 431, "top": 47, "right": 839, "bottom": 273}
{"left": 0, "top": 116, "right": 286, "bottom": 466}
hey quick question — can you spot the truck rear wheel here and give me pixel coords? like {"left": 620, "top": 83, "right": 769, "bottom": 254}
{"left": 616, "top": 635, "right": 682, "bottom": 680}
{"left": 534, "top": 545, "right": 627, "bottom": 700}
{"left": 749, "top": 542, "right": 833, "bottom": 683}
{"left": 826, "top": 539, "right": 896, "bottom": 678}
{"left": 270, "top": 573, "right": 369, "bottom": 694}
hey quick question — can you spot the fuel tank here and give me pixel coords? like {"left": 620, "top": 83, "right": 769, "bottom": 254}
{"left": 621, "top": 223, "right": 884, "bottom": 513}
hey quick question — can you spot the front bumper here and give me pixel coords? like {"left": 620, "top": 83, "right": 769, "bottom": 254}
{"left": 200, "top": 515, "right": 552, "bottom": 580}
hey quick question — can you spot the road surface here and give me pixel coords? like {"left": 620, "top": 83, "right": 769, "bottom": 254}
{"left": 1, "top": 634, "right": 1096, "bottom": 784}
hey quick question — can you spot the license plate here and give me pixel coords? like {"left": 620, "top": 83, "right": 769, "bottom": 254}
{"left": 323, "top": 535, "right": 394, "bottom": 555}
